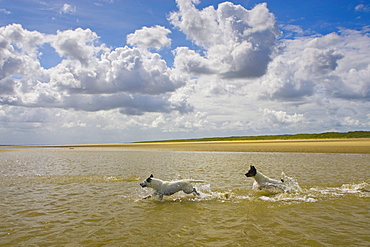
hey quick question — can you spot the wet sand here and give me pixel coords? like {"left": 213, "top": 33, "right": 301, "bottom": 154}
{"left": 4, "top": 138, "right": 369, "bottom": 154}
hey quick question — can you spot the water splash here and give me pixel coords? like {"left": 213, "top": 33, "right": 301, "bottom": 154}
{"left": 309, "top": 182, "right": 370, "bottom": 196}
{"left": 281, "top": 173, "right": 303, "bottom": 193}
{"left": 260, "top": 194, "right": 317, "bottom": 203}
{"left": 251, "top": 173, "right": 303, "bottom": 194}
{"left": 258, "top": 182, "right": 370, "bottom": 203}
{"left": 254, "top": 174, "right": 316, "bottom": 203}
{"left": 195, "top": 184, "right": 234, "bottom": 201}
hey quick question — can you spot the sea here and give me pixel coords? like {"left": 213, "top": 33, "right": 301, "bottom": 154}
{"left": 1, "top": 148, "right": 369, "bottom": 246}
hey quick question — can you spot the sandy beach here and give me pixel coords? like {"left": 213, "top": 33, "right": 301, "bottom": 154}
{"left": 3, "top": 138, "right": 369, "bottom": 154}
{"left": 120, "top": 138, "right": 370, "bottom": 153}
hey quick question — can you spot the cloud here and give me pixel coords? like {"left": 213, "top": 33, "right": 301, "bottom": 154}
{"left": 173, "top": 47, "right": 214, "bottom": 74}
{"left": 169, "top": 1, "right": 280, "bottom": 78}
{"left": 0, "top": 24, "right": 46, "bottom": 97}
{"left": 51, "top": 28, "right": 103, "bottom": 65}
{"left": 262, "top": 108, "right": 305, "bottom": 124}
{"left": 279, "top": 24, "right": 305, "bottom": 38}
{"left": 0, "top": 8, "right": 11, "bottom": 14}
{"left": 355, "top": 4, "right": 370, "bottom": 12}
{"left": 59, "top": 3, "right": 76, "bottom": 14}
{"left": 321, "top": 29, "right": 370, "bottom": 100}
{"left": 50, "top": 46, "right": 182, "bottom": 95}
{"left": 258, "top": 30, "right": 370, "bottom": 101}
{"left": 0, "top": 24, "right": 191, "bottom": 115}
{"left": 127, "top": 25, "right": 171, "bottom": 50}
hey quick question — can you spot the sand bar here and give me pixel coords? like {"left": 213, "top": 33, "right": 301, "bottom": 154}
{"left": 0, "top": 149, "right": 19, "bottom": 153}
{"left": 3, "top": 138, "right": 369, "bottom": 154}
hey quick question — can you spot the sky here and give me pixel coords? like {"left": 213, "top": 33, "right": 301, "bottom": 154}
{"left": 0, "top": 0, "right": 369, "bottom": 145}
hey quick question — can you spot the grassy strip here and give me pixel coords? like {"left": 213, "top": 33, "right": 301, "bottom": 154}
{"left": 137, "top": 131, "right": 370, "bottom": 143}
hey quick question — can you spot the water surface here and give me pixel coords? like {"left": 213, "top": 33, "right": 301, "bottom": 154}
{"left": 1, "top": 149, "right": 369, "bottom": 246}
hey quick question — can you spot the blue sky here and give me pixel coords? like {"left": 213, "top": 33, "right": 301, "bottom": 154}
{"left": 0, "top": 0, "right": 369, "bottom": 144}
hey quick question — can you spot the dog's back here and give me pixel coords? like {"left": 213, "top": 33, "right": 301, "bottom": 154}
{"left": 245, "top": 166, "right": 283, "bottom": 185}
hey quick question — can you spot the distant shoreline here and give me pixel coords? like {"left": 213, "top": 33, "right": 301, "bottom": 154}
{"left": 136, "top": 131, "right": 370, "bottom": 143}
{"left": 2, "top": 138, "right": 370, "bottom": 154}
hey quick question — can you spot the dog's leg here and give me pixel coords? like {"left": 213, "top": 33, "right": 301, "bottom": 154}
{"left": 183, "top": 185, "right": 196, "bottom": 195}
{"left": 184, "top": 186, "right": 200, "bottom": 196}
{"left": 143, "top": 192, "right": 157, "bottom": 199}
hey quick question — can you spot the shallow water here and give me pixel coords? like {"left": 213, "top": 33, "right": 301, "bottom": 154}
{"left": 0, "top": 149, "right": 369, "bottom": 246}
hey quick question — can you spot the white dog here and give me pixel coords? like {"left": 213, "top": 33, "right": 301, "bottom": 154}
{"left": 140, "top": 174, "right": 204, "bottom": 200}
{"left": 245, "top": 166, "right": 285, "bottom": 193}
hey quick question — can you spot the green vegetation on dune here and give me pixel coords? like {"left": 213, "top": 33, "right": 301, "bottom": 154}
{"left": 139, "top": 131, "right": 370, "bottom": 143}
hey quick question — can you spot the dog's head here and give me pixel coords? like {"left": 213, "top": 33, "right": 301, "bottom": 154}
{"left": 140, "top": 174, "right": 153, "bottom": 187}
{"left": 245, "top": 165, "right": 257, "bottom": 177}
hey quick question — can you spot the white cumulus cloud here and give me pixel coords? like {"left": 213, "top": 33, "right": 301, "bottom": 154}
{"left": 169, "top": 1, "right": 280, "bottom": 78}
{"left": 258, "top": 30, "right": 370, "bottom": 101}
{"left": 127, "top": 25, "right": 171, "bottom": 50}
{"left": 262, "top": 108, "right": 305, "bottom": 124}
{"left": 0, "top": 24, "right": 191, "bottom": 116}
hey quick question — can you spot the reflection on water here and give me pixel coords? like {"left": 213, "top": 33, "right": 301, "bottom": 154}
{"left": 0, "top": 149, "right": 369, "bottom": 246}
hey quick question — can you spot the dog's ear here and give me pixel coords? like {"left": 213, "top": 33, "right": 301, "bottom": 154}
{"left": 245, "top": 165, "right": 257, "bottom": 177}
{"left": 146, "top": 174, "right": 153, "bottom": 182}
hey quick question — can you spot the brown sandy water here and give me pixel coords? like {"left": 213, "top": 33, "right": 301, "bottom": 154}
{"left": 1, "top": 149, "right": 369, "bottom": 246}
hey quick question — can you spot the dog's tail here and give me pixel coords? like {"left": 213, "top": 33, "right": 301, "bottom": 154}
{"left": 281, "top": 171, "right": 286, "bottom": 182}
{"left": 187, "top": 179, "right": 206, "bottom": 183}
